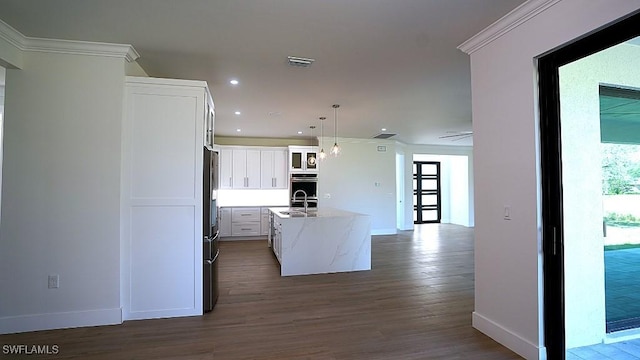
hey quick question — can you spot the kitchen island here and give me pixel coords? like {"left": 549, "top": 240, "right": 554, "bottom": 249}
{"left": 269, "top": 207, "right": 371, "bottom": 276}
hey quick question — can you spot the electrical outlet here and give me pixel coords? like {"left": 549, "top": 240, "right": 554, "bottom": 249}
{"left": 48, "top": 274, "right": 59, "bottom": 289}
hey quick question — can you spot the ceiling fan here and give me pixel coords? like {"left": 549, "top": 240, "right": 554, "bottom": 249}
{"left": 439, "top": 131, "right": 473, "bottom": 141}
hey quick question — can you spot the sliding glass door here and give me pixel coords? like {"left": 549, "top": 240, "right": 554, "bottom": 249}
{"left": 539, "top": 11, "right": 640, "bottom": 359}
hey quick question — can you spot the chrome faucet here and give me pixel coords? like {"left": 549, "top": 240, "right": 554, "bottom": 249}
{"left": 292, "top": 189, "right": 308, "bottom": 213}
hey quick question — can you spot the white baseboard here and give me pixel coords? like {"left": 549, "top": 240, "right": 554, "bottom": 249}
{"left": 472, "top": 311, "right": 546, "bottom": 360}
{"left": 0, "top": 308, "right": 122, "bottom": 335}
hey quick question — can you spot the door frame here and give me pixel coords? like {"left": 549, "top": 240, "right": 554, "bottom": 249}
{"left": 538, "top": 11, "right": 640, "bottom": 359}
{"left": 413, "top": 160, "right": 441, "bottom": 224}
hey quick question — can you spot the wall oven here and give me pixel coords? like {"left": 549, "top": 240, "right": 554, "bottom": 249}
{"left": 290, "top": 173, "right": 318, "bottom": 209}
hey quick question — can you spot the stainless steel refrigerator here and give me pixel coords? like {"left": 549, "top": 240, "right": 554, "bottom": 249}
{"left": 203, "top": 148, "right": 219, "bottom": 312}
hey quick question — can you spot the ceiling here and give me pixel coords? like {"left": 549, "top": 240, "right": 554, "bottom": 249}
{"left": 0, "top": 0, "right": 527, "bottom": 146}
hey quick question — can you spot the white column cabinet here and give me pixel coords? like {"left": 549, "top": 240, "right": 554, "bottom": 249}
{"left": 261, "top": 149, "right": 287, "bottom": 189}
{"left": 121, "top": 76, "right": 208, "bottom": 320}
{"left": 204, "top": 95, "right": 215, "bottom": 149}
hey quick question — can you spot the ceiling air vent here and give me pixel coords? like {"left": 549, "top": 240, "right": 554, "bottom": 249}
{"left": 287, "top": 56, "right": 315, "bottom": 67}
{"left": 373, "top": 133, "right": 396, "bottom": 139}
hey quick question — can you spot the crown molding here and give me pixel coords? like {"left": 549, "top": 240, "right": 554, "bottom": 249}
{"left": 0, "top": 19, "right": 139, "bottom": 62}
{"left": 0, "top": 18, "right": 24, "bottom": 50}
{"left": 458, "top": 0, "right": 562, "bottom": 55}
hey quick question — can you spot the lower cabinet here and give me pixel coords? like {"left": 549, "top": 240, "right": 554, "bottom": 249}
{"left": 260, "top": 208, "right": 270, "bottom": 235}
{"left": 271, "top": 214, "right": 282, "bottom": 264}
{"left": 219, "top": 207, "right": 232, "bottom": 237}
{"left": 219, "top": 206, "right": 273, "bottom": 239}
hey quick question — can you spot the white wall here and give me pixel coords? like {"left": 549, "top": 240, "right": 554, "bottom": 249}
{"left": 0, "top": 51, "right": 126, "bottom": 333}
{"left": 462, "top": 0, "right": 640, "bottom": 358}
{"left": 0, "top": 66, "right": 4, "bottom": 224}
{"left": 560, "top": 42, "right": 640, "bottom": 348}
{"left": 317, "top": 137, "right": 397, "bottom": 235}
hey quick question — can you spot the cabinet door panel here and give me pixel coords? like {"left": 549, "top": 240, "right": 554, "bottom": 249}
{"left": 219, "top": 149, "right": 233, "bottom": 189}
{"left": 231, "top": 150, "right": 247, "bottom": 188}
{"left": 273, "top": 149, "right": 288, "bottom": 188}
{"left": 219, "top": 208, "right": 232, "bottom": 237}
{"left": 245, "top": 150, "right": 261, "bottom": 188}
{"left": 261, "top": 151, "right": 275, "bottom": 188}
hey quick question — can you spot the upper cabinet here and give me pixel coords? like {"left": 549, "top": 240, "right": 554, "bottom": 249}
{"left": 231, "top": 149, "right": 261, "bottom": 189}
{"left": 204, "top": 92, "right": 215, "bottom": 149}
{"left": 289, "top": 146, "right": 318, "bottom": 173}
{"left": 261, "top": 149, "right": 287, "bottom": 189}
{"left": 219, "top": 148, "right": 233, "bottom": 189}
{"left": 218, "top": 146, "right": 288, "bottom": 190}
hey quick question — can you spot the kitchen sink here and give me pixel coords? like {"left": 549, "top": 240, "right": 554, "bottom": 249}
{"left": 279, "top": 210, "right": 317, "bottom": 217}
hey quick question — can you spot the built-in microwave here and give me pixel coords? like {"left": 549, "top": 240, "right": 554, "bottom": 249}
{"left": 290, "top": 173, "right": 318, "bottom": 208}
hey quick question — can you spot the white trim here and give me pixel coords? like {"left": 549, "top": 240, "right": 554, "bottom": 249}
{"left": 0, "top": 19, "right": 23, "bottom": 50}
{"left": 458, "top": 0, "right": 563, "bottom": 55}
{"left": 25, "top": 37, "right": 139, "bottom": 62}
{"left": 126, "top": 76, "right": 207, "bottom": 88}
{"left": 0, "top": 308, "right": 122, "bottom": 335}
{"left": 473, "top": 311, "right": 546, "bottom": 360}
{"left": 0, "top": 19, "right": 139, "bottom": 61}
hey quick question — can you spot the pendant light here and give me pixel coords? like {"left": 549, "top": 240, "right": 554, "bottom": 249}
{"left": 318, "top": 117, "right": 327, "bottom": 160}
{"left": 330, "top": 104, "right": 341, "bottom": 157}
{"left": 308, "top": 125, "right": 317, "bottom": 166}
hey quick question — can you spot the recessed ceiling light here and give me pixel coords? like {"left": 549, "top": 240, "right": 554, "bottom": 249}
{"left": 236, "top": 128, "right": 241, "bottom": 132}
{"left": 229, "top": 79, "right": 239, "bottom": 85}
{"left": 381, "top": 128, "right": 387, "bottom": 132}
{"left": 297, "top": 131, "right": 303, "bottom": 135}
{"left": 234, "top": 111, "right": 241, "bottom": 115}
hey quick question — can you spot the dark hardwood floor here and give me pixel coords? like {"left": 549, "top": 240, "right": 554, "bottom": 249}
{"left": 1, "top": 224, "right": 522, "bottom": 359}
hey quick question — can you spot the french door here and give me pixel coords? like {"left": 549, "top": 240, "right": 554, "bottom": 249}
{"left": 413, "top": 161, "right": 441, "bottom": 224}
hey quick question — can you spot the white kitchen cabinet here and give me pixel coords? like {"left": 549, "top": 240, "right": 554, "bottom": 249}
{"left": 219, "top": 148, "right": 233, "bottom": 189}
{"left": 289, "top": 146, "right": 319, "bottom": 173}
{"left": 218, "top": 146, "right": 289, "bottom": 190}
{"left": 272, "top": 215, "right": 282, "bottom": 263}
{"left": 231, "top": 207, "right": 261, "bottom": 237}
{"left": 219, "top": 207, "right": 232, "bottom": 237}
{"left": 260, "top": 207, "right": 270, "bottom": 235}
{"left": 121, "top": 76, "right": 209, "bottom": 320}
{"left": 261, "top": 148, "right": 287, "bottom": 189}
{"left": 204, "top": 94, "right": 215, "bottom": 149}
{"left": 231, "top": 149, "right": 261, "bottom": 189}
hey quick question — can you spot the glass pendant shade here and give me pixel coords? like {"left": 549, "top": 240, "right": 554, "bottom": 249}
{"left": 331, "top": 104, "right": 340, "bottom": 157}
{"left": 319, "top": 116, "right": 327, "bottom": 160}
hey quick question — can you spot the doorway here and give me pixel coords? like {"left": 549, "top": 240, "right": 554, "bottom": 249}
{"left": 539, "top": 11, "right": 640, "bottom": 359}
{"left": 413, "top": 161, "right": 441, "bottom": 224}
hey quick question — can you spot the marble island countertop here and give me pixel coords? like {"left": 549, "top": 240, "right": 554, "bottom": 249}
{"left": 269, "top": 207, "right": 366, "bottom": 219}
{"left": 268, "top": 207, "right": 371, "bottom": 276}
